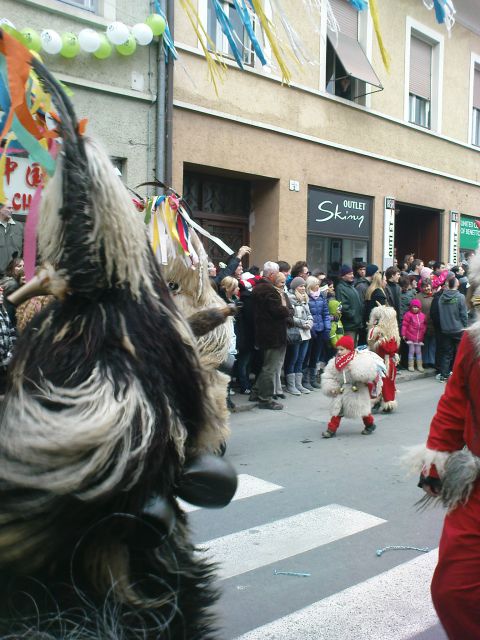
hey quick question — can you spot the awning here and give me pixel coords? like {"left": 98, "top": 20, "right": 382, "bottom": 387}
{"left": 327, "top": 31, "right": 383, "bottom": 96}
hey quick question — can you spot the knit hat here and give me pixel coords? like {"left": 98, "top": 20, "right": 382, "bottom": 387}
{"left": 335, "top": 335, "right": 355, "bottom": 351}
{"left": 410, "top": 298, "right": 421, "bottom": 308}
{"left": 366, "top": 264, "right": 378, "bottom": 277}
{"left": 420, "top": 266, "right": 432, "bottom": 280}
{"left": 340, "top": 264, "right": 353, "bottom": 277}
{"left": 290, "top": 276, "right": 306, "bottom": 291}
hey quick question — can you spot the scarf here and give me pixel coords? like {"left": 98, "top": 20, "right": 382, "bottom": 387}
{"left": 335, "top": 350, "right": 355, "bottom": 371}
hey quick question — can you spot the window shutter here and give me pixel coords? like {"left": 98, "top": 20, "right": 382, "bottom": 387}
{"left": 330, "top": 0, "right": 358, "bottom": 40}
{"left": 473, "top": 68, "right": 480, "bottom": 110}
{"left": 409, "top": 36, "right": 432, "bottom": 100}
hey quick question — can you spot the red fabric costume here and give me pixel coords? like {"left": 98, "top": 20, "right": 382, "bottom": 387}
{"left": 376, "top": 338, "right": 398, "bottom": 406}
{"left": 422, "top": 331, "right": 480, "bottom": 640}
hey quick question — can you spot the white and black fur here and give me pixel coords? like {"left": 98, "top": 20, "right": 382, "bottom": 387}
{"left": 0, "top": 51, "right": 227, "bottom": 638}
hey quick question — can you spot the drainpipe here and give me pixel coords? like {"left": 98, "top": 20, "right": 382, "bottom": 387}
{"left": 155, "top": 0, "right": 167, "bottom": 194}
{"left": 165, "top": 0, "right": 174, "bottom": 188}
{"left": 155, "top": 0, "right": 174, "bottom": 194}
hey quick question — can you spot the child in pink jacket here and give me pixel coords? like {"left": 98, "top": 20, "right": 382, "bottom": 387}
{"left": 401, "top": 298, "right": 427, "bottom": 372}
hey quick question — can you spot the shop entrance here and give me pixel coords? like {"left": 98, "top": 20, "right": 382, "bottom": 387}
{"left": 395, "top": 202, "right": 441, "bottom": 265}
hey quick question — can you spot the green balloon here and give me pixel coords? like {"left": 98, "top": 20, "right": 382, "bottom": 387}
{"left": 93, "top": 34, "right": 112, "bottom": 59}
{"left": 145, "top": 13, "right": 166, "bottom": 37}
{"left": 116, "top": 33, "right": 136, "bottom": 56}
{"left": 60, "top": 32, "right": 80, "bottom": 58}
{"left": 20, "top": 27, "right": 42, "bottom": 53}
{"left": 2, "top": 25, "right": 24, "bottom": 44}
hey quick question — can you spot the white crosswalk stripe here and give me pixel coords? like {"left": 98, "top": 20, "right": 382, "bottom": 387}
{"left": 234, "top": 549, "right": 439, "bottom": 640}
{"left": 179, "top": 473, "right": 283, "bottom": 513}
{"left": 199, "top": 504, "right": 386, "bottom": 580}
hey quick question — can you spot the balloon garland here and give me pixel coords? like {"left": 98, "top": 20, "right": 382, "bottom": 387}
{"left": 0, "top": 13, "right": 166, "bottom": 61}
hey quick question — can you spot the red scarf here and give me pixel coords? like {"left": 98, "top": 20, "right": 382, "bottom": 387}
{"left": 335, "top": 350, "right": 355, "bottom": 371}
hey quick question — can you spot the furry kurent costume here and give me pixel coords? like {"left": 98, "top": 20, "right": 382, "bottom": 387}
{"left": 367, "top": 305, "right": 400, "bottom": 413}
{"left": 0, "top": 31, "right": 237, "bottom": 639}
{"left": 408, "top": 249, "right": 480, "bottom": 640}
{"left": 321, "top": 336, "right": 378, "bottom": 437}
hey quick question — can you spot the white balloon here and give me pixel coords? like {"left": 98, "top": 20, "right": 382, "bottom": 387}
{"left": 132, "top": 23, "right": 153, "bottom": 46}
{"left": 0, "top": 18, "right": 15, "bottom": 29}
{"left": 106, "top": 22, "right": 129, "bottom": 45}
{"left": 41, "top": 29, "right": 62, "bottom": 55}
{"left": 78, "top": 28, "right": 101, "bottom": 53}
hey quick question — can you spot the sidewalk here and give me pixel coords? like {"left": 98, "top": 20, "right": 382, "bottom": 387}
{"left": 229, "top": 367, "right": 436, "bottom": 413}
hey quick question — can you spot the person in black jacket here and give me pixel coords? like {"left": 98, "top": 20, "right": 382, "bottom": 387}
{"left": 251, "top": 261, "right": 293, "bottom": 410}
{"left": 385, "top": 266, "right": 402, "bottom": 327}
{"left": 364, "top": 271, "right": 387, "bottom": 325}
{"left": 209, "top": 245, "right": 251, "bottom": 292}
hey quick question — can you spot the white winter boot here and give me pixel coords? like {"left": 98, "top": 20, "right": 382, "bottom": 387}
{"left": 295, "top": 372, "right": 311, "bottom": 394}
{"left": 286, "top": 373, "right": 301, "bottom": 395}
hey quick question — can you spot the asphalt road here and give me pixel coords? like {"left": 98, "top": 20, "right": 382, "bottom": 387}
{"left": 186, "top": 377, "right": 450, "bottom": 640}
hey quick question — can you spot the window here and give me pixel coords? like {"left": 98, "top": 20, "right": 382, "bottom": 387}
{"left": 110, "top": 157, "right": 126, "bottom": 182}
{"left": 207, "top": 0, "right": 253, "bottom": 65}
{"left": 409, "top": 36, "right": 432, "bottom": 128}
{"left": 325, "top": 0, "right": 382, "bottom": 104}
{"left": 57, "top": 0, "right": 97, "bottom": 10}
{"left": 405, "top": 19, "right": 443, "bottom": 132}
{"left": 472, "top": 67, "right": 480, "bottom": 147}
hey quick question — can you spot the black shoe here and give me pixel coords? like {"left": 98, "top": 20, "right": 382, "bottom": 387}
{"left": 258, "top": 400, "right": 283, "bottom": 410}
{"left": 322, "top": 429, "right": 336, "bottom": 439}
{"left": 361, "top": 423, "right": 376, "bottom": 435}
{"left": 276, "top": 392, "right": 286, "bottom": 399}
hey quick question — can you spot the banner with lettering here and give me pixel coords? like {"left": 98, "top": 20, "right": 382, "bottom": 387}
{"left": 4, "top": 155, "right": 43, "bottom": 214}
{"left": 460, "top": 215, "right": 480, "bottom": 251}
{"left": 307, "top": 187, "right": 371, "bottom": 238}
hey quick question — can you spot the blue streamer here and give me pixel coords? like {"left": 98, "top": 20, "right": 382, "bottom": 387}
{"left": 154, "top": 0, "right": 178, "bottom": 62}
{"left": 348, "top": 0, "right": 368, "bottom": 9}
{"left": 212, "top": 0, "right": 244, "bottom": 69}
{"left": 432, "top": 0, "right": 447, "bottom": 23}
{"left": 233, "top": 0, "right": 267, "bottom": 65}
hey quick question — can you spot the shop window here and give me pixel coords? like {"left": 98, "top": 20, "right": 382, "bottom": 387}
{"left": 472, "top": 66, "right": 480, "bottom": 147}
{"left": 326, "top": 0, "right": 382, "bottom": 104}
{"left": 405, "top": 19, "right": 443, "bottom": 133}
{"left": 207, "top": 0, "right": 253, "bottom": 66}
{"left": 57, "top": 0, "right": 97, "bottom": 11}
{"left": 408, "top": 36, "right": 432, "bottom": 128}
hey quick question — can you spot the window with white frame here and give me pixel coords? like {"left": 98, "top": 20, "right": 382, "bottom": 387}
{"left": 207, "top": 0, "right": 253, "bottom": 65}
{"left": 405, "top": 20, "right": 443, "bottom": 133}
{"left": 57, "top": 0, "right": 97, "bottom": 11}
{"left": 409, "top": 36, "right": 432, "bottom": 128}
{"left": 472, "top": 67, "right": 480, "bottom": 147}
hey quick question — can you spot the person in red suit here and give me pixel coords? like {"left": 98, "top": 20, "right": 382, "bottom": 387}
{"left": 411, "top": 257, "right": 480, "bottom": 639}
{"left": 367, "top": 305, "right": 400, "bottom": 413}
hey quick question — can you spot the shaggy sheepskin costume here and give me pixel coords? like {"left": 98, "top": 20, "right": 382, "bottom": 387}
{"left": 158, "top": 224, "right": 233, "bottom": 440}
{"left": 408, "top": 250, "right": 480, "bottom": 640}
{"left": 321, "top": 337, "right": 378, "bottom": 435}
{"left": 367, "top": 305, "right": 400, "bottom": 412}
{"left": 0, "top": 38, "right": 236, "bottom": 639}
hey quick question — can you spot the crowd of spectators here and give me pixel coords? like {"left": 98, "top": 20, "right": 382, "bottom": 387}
{"left": 215, "top": 249, "right": 477, "bottom": 410}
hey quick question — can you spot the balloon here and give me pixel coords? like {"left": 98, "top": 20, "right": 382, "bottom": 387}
{"left": 78, "top": 28, "right": 101, "bottom": 53}
{"left": 0, "top": 18, "right": 15, "bottom": 29}
{"left": 116, "top": 33, "right": 136, "bottom": 56}
{"left": 145, "top": 14, "right": 166, "bottom": 37}
{"left": 93, "top": 35, "right": 112, "bottom": 59}
{"left": 41, "top": 29, "right": 62, "bottom": 55}
{"left": 106, "top": 21, "right": 129, "bottom": 45}
{"left": 60, "top": 32, "right": 80, "bottom": 58}
{"left": 20, "top": 27, "right": 42, "bottom": 52}
{"left": 132, "top": 23, "right": 153, "bottom": 46}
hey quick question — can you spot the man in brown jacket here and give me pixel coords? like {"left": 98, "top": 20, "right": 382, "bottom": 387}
{"left": 251, "top": 261, "right": 293, "bottom": 410}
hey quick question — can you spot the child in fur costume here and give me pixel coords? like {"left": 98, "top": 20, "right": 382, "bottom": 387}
{"left": 321, "top": 336, "right": 378, "bottom": 438}
{"left": 367, "top": 305, "right": 400, "bottom": 413}
{"left": 401, "top": 298, "right": 427, "bottom": 372}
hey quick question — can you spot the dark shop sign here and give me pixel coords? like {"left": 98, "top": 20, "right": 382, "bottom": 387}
{"left": 307, "top": 188, "right": 372, "bottom": 238}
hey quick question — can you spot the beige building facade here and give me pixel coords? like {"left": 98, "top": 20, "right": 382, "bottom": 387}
{"left": 173, "top": 0, "right": 480, "bottom": 273}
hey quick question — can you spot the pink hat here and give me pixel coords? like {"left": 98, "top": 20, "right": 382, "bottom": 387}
{"left": 420, "top": 266, "right": 432, "bottom": 280}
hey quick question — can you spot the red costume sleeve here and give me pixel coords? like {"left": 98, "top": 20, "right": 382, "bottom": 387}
{"left": 381, "top": 337, "right": 399, "bottom": 355}
{"left": 426, "top": 333, "right": 469, "bottom": 453}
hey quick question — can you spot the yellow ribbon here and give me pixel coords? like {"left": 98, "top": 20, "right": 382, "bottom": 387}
{"left": 369, "top": 0, "right": 390, "bottom": 72}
